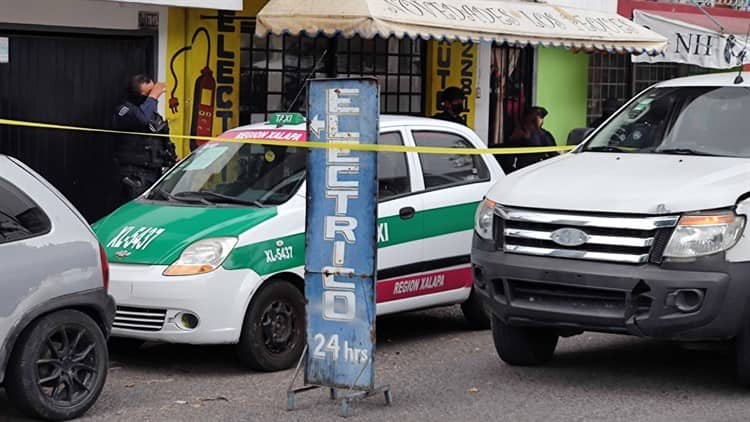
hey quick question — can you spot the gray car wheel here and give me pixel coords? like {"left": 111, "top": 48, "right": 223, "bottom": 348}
{"left": 5, "top": 309, "right": 108, "bottom": 421}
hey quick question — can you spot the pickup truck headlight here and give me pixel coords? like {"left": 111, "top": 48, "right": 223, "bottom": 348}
{"left": 663, "top": 212, "right": 745, "bottom": 258}
{"left": 475, "top": 199, "right": 496, "bottom": 240}
{"left": 163, "top": 237, "right": 238, "bottom": 276}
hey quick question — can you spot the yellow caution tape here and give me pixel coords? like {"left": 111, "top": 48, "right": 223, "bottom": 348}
{"left": 0, "top": 118, "right": 576, "bottom": 156}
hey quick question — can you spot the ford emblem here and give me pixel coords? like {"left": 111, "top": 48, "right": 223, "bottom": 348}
{"left": 114, "top": 250, "right": 131, "bottom": 259}
{"left": 550, "top": 228, "right": 589, "bottom": 247}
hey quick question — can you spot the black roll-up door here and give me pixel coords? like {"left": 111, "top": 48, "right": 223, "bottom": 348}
{"left": 0, "top": 30, "right": 154, "bottom": 222}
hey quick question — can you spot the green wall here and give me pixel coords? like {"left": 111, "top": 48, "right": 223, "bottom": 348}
{"left": 534, "top": 48, "right": 589, "bottom": 145}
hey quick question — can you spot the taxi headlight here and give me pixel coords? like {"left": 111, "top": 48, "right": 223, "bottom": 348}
{"left": 475, "top": 199, "right": 497, "bottom": 240}
{"left": 664, "top": 212, "right": 745, "bottom": 259}
{"left": 163, "top": 237, "right": 238, "bottom": 276}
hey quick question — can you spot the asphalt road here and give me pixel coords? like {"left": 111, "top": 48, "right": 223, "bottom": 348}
{"left": 2, "top": 306, "right": 749, "bottom": 422}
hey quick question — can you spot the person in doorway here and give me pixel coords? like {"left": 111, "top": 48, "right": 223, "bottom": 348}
{"left": 112, "top": 74, "right": 177, "bottom": 201}
{"left": 591, "top": 98, "right": 621, "bottom": 128}
{"left": 432, "top": 86, "right": 467, "bottom": 125}
{"left": 503, "top": 106, "right": 558, "bottom": 172}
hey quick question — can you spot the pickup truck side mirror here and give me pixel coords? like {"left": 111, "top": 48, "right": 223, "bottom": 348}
{"left": 567, "top": 128, "right": 593, "bottom": 146}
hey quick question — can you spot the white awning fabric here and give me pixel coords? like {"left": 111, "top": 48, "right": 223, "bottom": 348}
{"left": 632, "top": 9, "right": 747, "bottom": 69}
{"left": 255, "top": 0, "right": 667, "bottom": 54}
{"left": 104, "top": 0, "right": 243, "bottom": 10}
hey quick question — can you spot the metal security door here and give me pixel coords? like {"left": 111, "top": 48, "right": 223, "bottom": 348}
{"left": 0, "top": 30, "right": 154, "bottom": 222}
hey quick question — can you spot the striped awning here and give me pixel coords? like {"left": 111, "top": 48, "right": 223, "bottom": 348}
{"left": 255, "top": 0, "right": 667, "bottom": 54}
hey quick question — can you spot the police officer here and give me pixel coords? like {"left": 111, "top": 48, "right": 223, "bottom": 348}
{"left": 113, "top": 74, "right": 177, "bottom": 201}
{"left": 432, "top": 86, "right": 467, "bottom": 126}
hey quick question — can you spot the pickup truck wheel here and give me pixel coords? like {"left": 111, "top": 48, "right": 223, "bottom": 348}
{"left": 236, "top": 280, "right": 306, "bottom": 372}
{"left": 460, "top": 289, "right": 490, "bottom": 330}
{"left": 491, "top": 316, "right": 558, "bottom": 366}
{"left": 735, "top": 321, "right": 750, "bottom": 386}
{"left": 5, "top": 310, "right": 108, "bottom": 421}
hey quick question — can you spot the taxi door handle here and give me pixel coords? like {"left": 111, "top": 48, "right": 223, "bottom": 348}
{"left": 399, "top": 207, "right": 415, "bottom": 220}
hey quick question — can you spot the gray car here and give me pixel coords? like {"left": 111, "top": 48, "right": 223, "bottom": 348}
{"left": 0, "top": 154, "right": 114, "bottom": 420}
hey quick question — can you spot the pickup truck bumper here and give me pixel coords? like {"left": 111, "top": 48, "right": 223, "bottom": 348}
{"left": 472, "top": 236, "right": 750, "bottom": 340}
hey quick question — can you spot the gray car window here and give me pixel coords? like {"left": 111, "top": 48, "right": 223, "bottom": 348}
{"left": 0, "top": 178, "right": 51, "bottom": 244}
{"left": 413, "top": 131, "right": 489, "bottom": 189}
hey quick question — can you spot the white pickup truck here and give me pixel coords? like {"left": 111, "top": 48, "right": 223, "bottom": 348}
{"left": 472, "top": 72, "right": 750, "bottom": 385}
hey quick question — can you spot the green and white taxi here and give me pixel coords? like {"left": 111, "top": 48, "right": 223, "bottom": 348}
{"left": 93, "top": 113, "right": 504, "bottom": 371}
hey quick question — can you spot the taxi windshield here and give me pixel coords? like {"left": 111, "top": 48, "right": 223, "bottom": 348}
{"left": 147, "top": 142, "right": 306, "bottom": 207}
{"left": 583, "top": 86, "right": 750, "bottom": 157}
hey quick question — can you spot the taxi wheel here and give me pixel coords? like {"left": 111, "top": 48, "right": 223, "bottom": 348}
{"left": 491, "top": 316, "right": 558, "bottom": 366}
{"left": 461, "top": 288, "right": 491, "bottom": 330}
{"left": 237, "top": 280, "right": 306, "bottom": 372}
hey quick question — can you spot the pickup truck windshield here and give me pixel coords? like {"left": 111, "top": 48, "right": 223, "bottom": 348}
{"left": 583, "top": 86, "right": 750, "bottom": 157}
{"left": 147, "top": 142, "right": 306, "bottom": 206}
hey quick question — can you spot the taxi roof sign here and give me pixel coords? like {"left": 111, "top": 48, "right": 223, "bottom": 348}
{"left": 269, "top": 112, "right": 305, "bottom": 126}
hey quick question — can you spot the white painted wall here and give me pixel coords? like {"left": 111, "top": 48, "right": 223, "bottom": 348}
{"left": 0, "top": 0, "right": 170, "bottom": 113}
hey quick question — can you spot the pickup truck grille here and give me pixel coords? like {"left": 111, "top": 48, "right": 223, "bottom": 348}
{"left": 496, "top": 207, "right": 678, "bottom": 264}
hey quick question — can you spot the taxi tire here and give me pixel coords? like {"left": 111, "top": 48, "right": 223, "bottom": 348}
{"left": 236, "top": 280, "right": 306, "bottom": 372}
{"left": 461, "top": 288, "right": 491, "bottom": 330}
{"left": 491, "top": 316, "right": 558, "bottom": 366}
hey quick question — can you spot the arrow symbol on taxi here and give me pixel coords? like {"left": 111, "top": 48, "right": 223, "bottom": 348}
{"left": 309, "top": 115, "right": 325, "bottom": 139}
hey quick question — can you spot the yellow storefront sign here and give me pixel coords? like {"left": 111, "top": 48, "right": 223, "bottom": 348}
{"left": 166, "top": 1, "right": 266, "bottom": 157}
{"left": 426, "top": 41, "right": 478, "bottom": 129}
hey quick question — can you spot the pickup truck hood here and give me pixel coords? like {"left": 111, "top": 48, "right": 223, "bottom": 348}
{"left": 489, "top": 153, "right": 750, "bottom": 214}
{"left": 93, "top": 201, "right": 277, "bottom": 265}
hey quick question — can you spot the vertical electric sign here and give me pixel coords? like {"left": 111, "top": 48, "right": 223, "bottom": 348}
{"left": 304, "top": 78, "right": 379, "bottom": 390}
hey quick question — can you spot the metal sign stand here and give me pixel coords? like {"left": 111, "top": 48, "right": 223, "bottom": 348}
{"left": 286, "top": 349, "right": 393, "bottom": 417}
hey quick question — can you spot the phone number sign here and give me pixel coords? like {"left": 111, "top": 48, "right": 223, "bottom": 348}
{"left": 304, "top": 78, "right": 379, "bottom": 390}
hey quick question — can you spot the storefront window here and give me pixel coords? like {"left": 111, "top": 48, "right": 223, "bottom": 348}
{"left": 587, "top": 53, "right": 631, "bottom": 127}
{"left": 240, "top": 31, "right": 328, "bottom": 124}
{"left": 240, "top": 29, "right": 425, "bottom": 124}
{"left": 336, "top": 36, "right": 423, "bottom": 115}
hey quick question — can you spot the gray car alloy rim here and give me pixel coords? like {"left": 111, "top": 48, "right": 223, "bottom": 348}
{"left": 36, "top": 325, "right": 99, "bottom": 407}
{"left": 260, "top": 300, "right": 298, "bottom": 355}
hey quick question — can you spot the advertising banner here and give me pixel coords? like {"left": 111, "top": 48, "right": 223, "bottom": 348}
{"left": 304, "top": 78, "right": 379, "bottom": 390}
{"left": 633, "top": 10, "right": 746, "bottom": 70}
